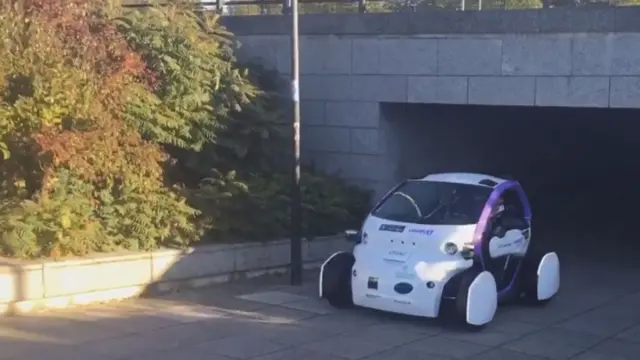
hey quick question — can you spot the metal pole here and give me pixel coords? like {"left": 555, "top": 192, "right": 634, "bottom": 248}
{"left": 289, "top": 0, "right": 303, "bottom": 286}
{"left": 358, "top": 0, "right": 366, "bottom": 12}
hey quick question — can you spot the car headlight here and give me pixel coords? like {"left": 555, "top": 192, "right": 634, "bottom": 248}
{"left": 444, "top": 242, "right": 458, "bottom": 255}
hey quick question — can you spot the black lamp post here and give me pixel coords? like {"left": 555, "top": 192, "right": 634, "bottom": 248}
{"left": 289, "top": 0, "right": 303, "bottom": 286}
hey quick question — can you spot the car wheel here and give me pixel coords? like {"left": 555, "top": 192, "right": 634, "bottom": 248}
{"left": 520, "top": 248, "right": 559, "bottom": 306}
{"left": 453, "top": 269, "right": 497, "bottom": 331}
{"left": 321, "top": 253, "right": 354, "bottom": 309}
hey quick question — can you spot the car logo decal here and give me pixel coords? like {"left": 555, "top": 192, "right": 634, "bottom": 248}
{"left": 408, "top": 229, "right": 434, "bottom": 236}
{"left": 394, "top": 282, "right": 414, "bottom": 295}
{"left": 379, "top": 224, "right": 405, "bottom": 232}
{"left": 388, "top": 250, "right": 406, "bottom": 257}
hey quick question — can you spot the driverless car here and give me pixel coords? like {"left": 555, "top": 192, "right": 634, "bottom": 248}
{"left": 319, "top": 173, "right": 560, "bottom": 329}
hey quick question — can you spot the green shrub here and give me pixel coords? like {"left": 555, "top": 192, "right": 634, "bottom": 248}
{"left": 0, "top": 0, "right": 199, "bottom": 258}
{"left": 192, "top": 169, "right": 371, "bottom": 242}
{"left": 192, "top": 60, "right": 372, "bottom": 242}
{"left": 116, "top": 5, "right": 257, "bottom": 152}
{"left": 0, "top": 0, "right": 370, "bottom": 258}
{"left": 118, "top": 4, "right": 372, "bottom": 243}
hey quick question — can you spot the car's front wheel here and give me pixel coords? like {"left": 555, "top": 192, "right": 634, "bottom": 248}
{"left": 455, "top": 270, "right": 498, "bottom": 330}
{"left": 441, "top": 268, "right": 498, "bottom": 331}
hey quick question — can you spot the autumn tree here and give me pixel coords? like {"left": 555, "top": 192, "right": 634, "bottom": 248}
{"left": 116, "top": 3, "right": 370, "bottom": 242}
{"left": 0, "top": 0, "right": 370, "bottom": 258}
{"left": 0, "top": 0, "right": 198, "bottom": 258}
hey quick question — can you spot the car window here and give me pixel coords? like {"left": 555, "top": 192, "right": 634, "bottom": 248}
{"left": 489, "top": 188, "right": 528, "bottom": 232}
{"left": 372, "top": 180, "right": 492, "bottom": 225}
{"left": 501, "top": 188, "right": 526, "bottom": 220}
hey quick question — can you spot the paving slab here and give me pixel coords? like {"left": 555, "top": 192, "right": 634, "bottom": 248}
{"left": 251, "top": 347, "right": 343, "bottom": 360}
{"left": 403, "top": 335, "right": 491, "bottom": 359}
{"left": 442, "top": 326, "right": 523, "bottom": 346}
{"left": 255, "top": 323, "right": 334, "bottom": 346}
{"left": 555, "top": 307, "right": 638, "bottom": 337}
{"left": 616, "top": 324, "right": 640, "bottom": 343}
{"left": 581, "top": 338, "right": 640, "bottom": 359}
{"left": 502, "top": 327, "right": 604, "bottom": 359}
{"left": 127, "top": 346, "right": 235, "bottom": 360}
{"left": 340, "top": 322, "right": 433, "bottom": 347}
{"left": 277, "top": 298, "right": 335, "bottom": 315}
{"left": 0, "top": 263, "right": 637, "bottom": 360}
{"left": 236, "top": 290, "right": 309, "bottom": 305}
{"left": 470, "top": 348, "right": 548, "bottom": 360}
{"left": 236, "top": 304, "right": 319, "bottom": 324}
{"left": 362, "top": 346, "right": 453, "bottom": 360}
{"left": 487, "top": 317, "right": 542, "bottom": 336}
{"left": 302, "top": 334, "right": 398, "bottom": 359}
{"left": 197, "top": 334, "right": 289, "bottom": 359}
{"left": 294, "top": 310, "right": 383, "bottom": 334}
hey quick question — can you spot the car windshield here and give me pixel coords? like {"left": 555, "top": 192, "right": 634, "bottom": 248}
{"left": 371, "top": 180, "right": 492, "bottom": 225}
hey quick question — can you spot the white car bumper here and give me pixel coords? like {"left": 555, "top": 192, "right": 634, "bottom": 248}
{"left": 351, "top": 263, "right": 446, "bottom": 318}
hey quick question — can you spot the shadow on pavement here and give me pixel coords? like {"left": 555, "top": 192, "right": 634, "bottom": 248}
{"left": 0, "top": 260, "right": 639, "bottom": 360}
{"left": 1, "top": 224, "right": 640, "bottom": 360}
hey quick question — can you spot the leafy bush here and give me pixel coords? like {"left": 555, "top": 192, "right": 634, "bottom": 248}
{"left": 191, "top": 169, "right": 371, "bottom": 242}
{"left": 118, "top": 4, "right": 371, "bottom": 243}
{"left": 0, "top": 0, "right": 199, "bottom": 258}
{"left": 116, "top": 5, "right": 257, "bottom": 151}
{"left": 0, "top": 0, "right": 370, "bottom": 258}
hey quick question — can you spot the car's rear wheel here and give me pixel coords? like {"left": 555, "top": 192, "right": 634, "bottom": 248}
{"left": 320, "top": 252, "right": 354, "bottom": 309}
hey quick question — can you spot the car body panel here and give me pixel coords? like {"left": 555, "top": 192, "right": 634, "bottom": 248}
{"left": 352, "top": 215, "right": 474, "bottom": 317}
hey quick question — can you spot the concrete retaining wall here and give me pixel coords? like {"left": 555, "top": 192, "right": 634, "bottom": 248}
{"left": 221, "top": 8, "right": 640, "bottom": 36}
{"left": 225, "top": 8, "right": 640, "bottom": 200}
{"left": 0, "top": 235, "right": 348, "bottom": 315}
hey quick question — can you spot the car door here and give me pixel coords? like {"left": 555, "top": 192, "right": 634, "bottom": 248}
{"left": 481, "top": 184, "right": 532, "bottom": 296}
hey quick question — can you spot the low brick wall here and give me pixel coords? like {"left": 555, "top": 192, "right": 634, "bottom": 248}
{"left": 0, "top": 235, "right": 349, "bottom": 315}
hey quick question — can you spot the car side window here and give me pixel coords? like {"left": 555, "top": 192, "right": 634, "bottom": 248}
{"left": 501, "top": 189, "right": 525, "bottom": 220}
{"left": 485, "top": 188, "right": 526, "bottom": 238}
{"left": 498, "top": 188, "right": 527, "bottom": 230}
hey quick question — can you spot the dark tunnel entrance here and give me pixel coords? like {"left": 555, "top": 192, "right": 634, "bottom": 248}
{"left": 382, "top": 103, "right": 640, "bottom": 266}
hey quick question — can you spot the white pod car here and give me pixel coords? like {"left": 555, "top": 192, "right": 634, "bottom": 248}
{"left": 319, "top": 173, "right": 560, "bottom": 329}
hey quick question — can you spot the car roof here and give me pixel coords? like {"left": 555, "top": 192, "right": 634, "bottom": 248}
{"left": 418, "top": 172, "right": 508, "bottom": 188}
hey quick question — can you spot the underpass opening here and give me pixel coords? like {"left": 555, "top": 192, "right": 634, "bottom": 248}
{"left": 381, "top": 102, "right": 640, "bottom": 265}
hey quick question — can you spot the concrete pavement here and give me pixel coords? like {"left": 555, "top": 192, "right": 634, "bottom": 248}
{"left": 1, "top": 258, "right": 639, "bottom": 360}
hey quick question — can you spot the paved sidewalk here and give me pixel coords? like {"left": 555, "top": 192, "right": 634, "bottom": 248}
{"left": 1, "top": 259, "right": 640, "bottom": 360}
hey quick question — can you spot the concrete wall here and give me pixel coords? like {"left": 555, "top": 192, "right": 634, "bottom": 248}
{"left": 0, "top": 236, "right": 348, "bottom": 315}
{"left": 222, "top": 8, "right": 640, "bottom": 199}
{"left": 235, "top": 31, "right": 640, "bottom": 107}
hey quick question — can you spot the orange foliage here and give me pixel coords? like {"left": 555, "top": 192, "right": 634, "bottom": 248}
{"left": 34, "top": 120, "right": 166, "bottom": 194}
{"left": 28, "top": 0, "right": 149, "bottom": 107}
{"left": 8, "top": 0, "right": 162, "bottom": 195}
{"left": 0, "top": 1, "right": 200, "bottom": 258}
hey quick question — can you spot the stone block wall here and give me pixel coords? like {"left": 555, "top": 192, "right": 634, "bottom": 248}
{"left": 237, "top": 33, "right": 640, "bottom": 108}
{"left": 226, "top": 9, "right": 640, "bottom": 198}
